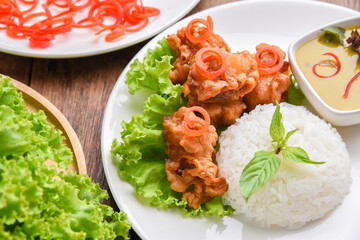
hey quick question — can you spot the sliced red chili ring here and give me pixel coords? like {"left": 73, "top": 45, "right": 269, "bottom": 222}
{"left": 6, "top": 26, "right": 28, "bottom": 38}
{"left": 29, "top": 37, "right": 51, "bottom": 48}
{"left": 73, "top": 17, "right": 102, "bottom": 28}
{"left": 182, "top": 106, "right": 211, "bottom": 136}
{"left": 31, "top": 32, "right": 54, "bottom": 41}
{"left": 132, "top": 6, "right": 160, "bottom": 18}
{"left": 48, "top": 0, "right": 71, "bottom": 8}
{"left": 185, "top": 16, "right": 213, "bottom": 44}
{"left": 255, "top": 46, "right": 284, "bottom": 75}
{"left": 195, "top": 47, "right": 227, "bottom": 79}
{"left": 70, "top": 0, "right": 92, "bottom": 10}
{"left": 0, "top": 19, "right": 16, "bottom": 29}
{"left": 41, "top": 3, "right": 53, "bottom": 27}
{"left": 88, "top": 0, "right": 123, "bottom": 20}
{"left": 39, "top": 23, "right": 72, "bottom": 35}
{"left": 124, "top": 2, "right": 143, "bottom": 24}
{"left": 0, "top": 0, "right": 160, "bottom": 49}
{"left": 20, "top": 0, "right": 39, "bottom": 14}
{"left": 255, "top": 47, "right": 278, "bottom": 68}
{"left": 312, "top": 52, "right": 341, "bottom": 78}
{"left": 21, "top": 12, "right": 46, "bottom": 23}
{"left": 105, "top": 25, "right": 125, "bottom": 41}
{"left": 125, "top": 17, "right": 148, "bottom": 32}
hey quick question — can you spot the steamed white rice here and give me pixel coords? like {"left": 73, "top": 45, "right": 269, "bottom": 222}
{"left": 217, "top": 103, "right": 351, "bottom": 229}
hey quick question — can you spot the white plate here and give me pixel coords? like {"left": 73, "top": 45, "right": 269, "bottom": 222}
{"left": 101, "top": 1, "right": 360, "bottom": 239}
{"left": 0, "top": 0, "right": 199, "bottom": 58}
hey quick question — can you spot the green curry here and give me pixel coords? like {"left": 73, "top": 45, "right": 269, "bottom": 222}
{"left": 296, "top": 25, "right": 360, "bottom": 111}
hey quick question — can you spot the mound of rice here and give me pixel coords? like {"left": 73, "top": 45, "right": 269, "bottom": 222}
{"left": 217, "top": 103, "right": 351, "bottom": 229}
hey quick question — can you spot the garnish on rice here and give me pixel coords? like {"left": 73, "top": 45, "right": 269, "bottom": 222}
{"left": 239, "top": 103, "right": 325, "bottom": 202}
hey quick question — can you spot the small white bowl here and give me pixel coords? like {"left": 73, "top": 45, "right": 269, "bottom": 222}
{"left": 288, "top": 16, "right": 360, "bottom": 126}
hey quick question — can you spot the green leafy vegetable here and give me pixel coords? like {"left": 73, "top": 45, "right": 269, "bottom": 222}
{"left": 126, "top": 38, "right": 178, "bottom": 95}
{"left": 321, "top": 26, "right": 345, "bottom": 45}
{"left": 287, "top": 74, "right": 305, "bottom": 106}
{"left": 239, "top": 151, "right": 281, "bottom": 202}
{"left": 269, "top": 103, "right": 285, "bottom": 141}
{"left": 111, "top": 38, "right": 233, "bottom": 217}
{"left": 0, "top": 76, "right": 131, "bottom": 240}
{"left": 240, "top": 103, "right": 325, "bottom": 202}
{"left": 282, "top": 146, "right": 324, "bottom": 164}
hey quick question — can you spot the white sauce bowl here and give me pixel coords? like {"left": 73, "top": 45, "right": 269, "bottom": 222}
{"left": 288, "top": 16, "right": 360, "bottom": 126}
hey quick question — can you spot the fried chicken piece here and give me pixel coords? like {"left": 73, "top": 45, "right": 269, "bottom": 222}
{"left": 183, "top": 50, "right": 258, "bottom": 127}
{"left": 163, "top": 107, "right": 228, "bottom": 209}
{"left": 167, "top": 24, "right": 230, "bottom": 85}
{"left": 186, "top": 99, "right": 246, "bottom": 127}
{"left": 244, "top": 43, "right": 291, "bottom": 111}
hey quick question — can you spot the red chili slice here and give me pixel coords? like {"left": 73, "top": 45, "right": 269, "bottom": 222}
{"left": 70, "top": 0, "right": 92, "bottom": 10}
{"left": 132, "top": 6, "right": 160, "bottom": 18}
{"left": 185, "top": 16, "right": 213, "bottom": 44}
{"left": 105, "top": 25, "right": 125, "bottom": 41}
{"left": 195, "top": 47, "right": 227, "bottom": 79}
{"left": 0, "top": 0, "right": 160, "bottom": 49}
{"left": 20, "top": 12, "right": 48, "bottom": 27}
{"left": 255, "top": 47, "right": 278, "bottom": 68}
{"left": 343, "top": 71, "right": 360, "bottom": 99}
{"left": 312, "top": 52, "right": 341, "bottom": 78}
{"left": 182, "top": 106, "right": 211, "bottom": 136}
{"left": 6, "top": 26, "right": 28, "bottom": 39}
{"left": 19, "top": 0, "right": 39, "bottom": 14}
{"left": 73, "top": 17, "right": 102, "bottom": 28}
{"left": 29, "top": 31, "right": 53, "bottom": 48}
{"left": 0, "top": 19, "right": 16, "bottom": 29}
{"left": 125, "top": 17, "right": 148, "bottom": 32}
{"left": 255, "top": 46, "right": 284, "bottom": 75}
{"left": 124, "top": 2, "right": 143, "bottom": 24}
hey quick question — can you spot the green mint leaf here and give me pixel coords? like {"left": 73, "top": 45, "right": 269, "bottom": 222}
{"left": 284, "top": 129, "right": 299, "bottom": 143}
{"left": 282, "top": 146, "right": 325, "bottom": 164}
{"left": 270, "top": 102, "right": 285, "bottom": 141}
{"left": 287, "top": 75, "right": 305, "bottom": 106}
{"left": 240, "top": 151, "right": 281, "bottom": 202}
{"left": 321, "top": 26, "right": 345, "bottom": 45}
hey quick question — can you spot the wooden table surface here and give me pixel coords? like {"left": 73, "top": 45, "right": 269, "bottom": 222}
{"left": 0, "top": 0, "right": 358, "bottom": 239}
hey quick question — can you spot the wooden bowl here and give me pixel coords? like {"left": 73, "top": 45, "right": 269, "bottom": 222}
{"left": 11, "top": 79, "right": 87, "bottom": 174}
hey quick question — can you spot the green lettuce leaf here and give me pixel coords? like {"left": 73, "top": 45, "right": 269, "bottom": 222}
{"left": 0, "top": 76, "right": 131, "bottom": 240}
{"left": 111, "top": 39, "right": 233, "bottom": 217}
{"left": 126, "top": 38, "right": 176, "bottom": 95}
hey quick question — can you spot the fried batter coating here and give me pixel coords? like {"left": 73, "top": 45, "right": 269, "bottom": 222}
{"left": 244, "top": 43, "right": 291, "bottom": 111}
{"left": 163, "top": 107, "right": 228, "bottom": 209}
{"left": 183, "top": 50, "right": 258, "bottom": 127}
{"left": 167, "top": 24, "right": 230, "bottom": 85}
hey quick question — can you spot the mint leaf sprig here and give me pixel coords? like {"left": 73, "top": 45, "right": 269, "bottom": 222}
{"left": 239, "top": 103, "right": 325, "bottom": 202}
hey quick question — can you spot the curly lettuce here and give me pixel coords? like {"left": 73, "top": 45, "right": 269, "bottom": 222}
{"left": 111, "top": 38, "right": 233, "bottom": 217}
{"left": 0, "top": 77, "right": 131, "bottom": 239}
